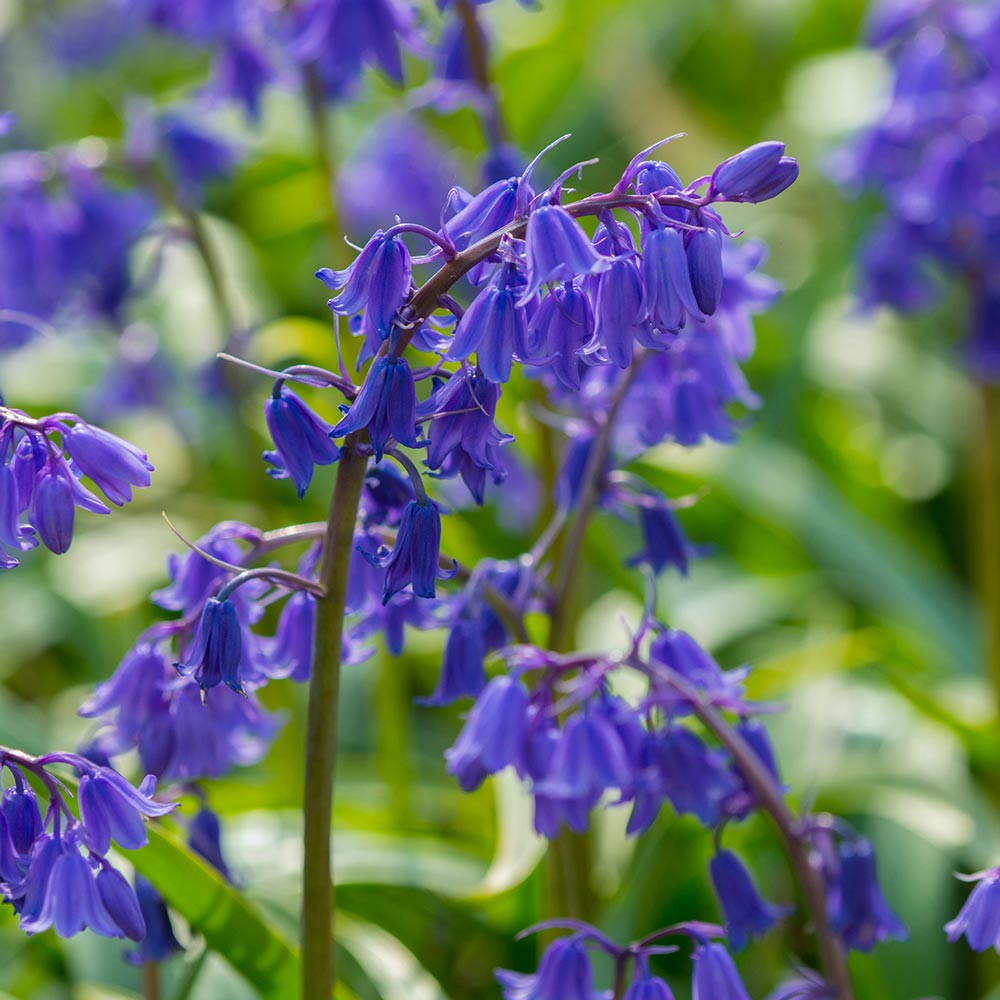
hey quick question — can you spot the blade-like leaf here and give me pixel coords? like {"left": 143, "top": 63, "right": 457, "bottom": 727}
{"left": 124, "top": 824, "right": 300, "bottom": 1000}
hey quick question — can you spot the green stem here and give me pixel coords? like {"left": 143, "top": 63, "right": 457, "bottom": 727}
{"left": 970, "top": 383, "right": 1000, "bottom": 714}
{"left": 301, "top": 439, "right": 369, "bottom": 1000}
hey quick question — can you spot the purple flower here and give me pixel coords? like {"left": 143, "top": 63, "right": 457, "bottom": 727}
{"left": 945, "top": 867, "right": 1000, "bottom": 952}
{"left": 445, "top": 675, "right": 530, "bottom": 791}
{"left": 331, "top": 355, "right": 420, "bottom": 460}
{"left": 640, "top": 226, "right": 704, "bottom": 333}
{"left": 827, "top": 838, "right": 906, "bottom": 952}
{"left": 188, "top": 807, "right": 235, "bottom": 883}
{"left": 592, "top": 255, "right": 648, "bottom": 368}
{"left": 318, "top": 230, "right": 412, "bottom": 340}
{"left": 157, "top": 111, "right": 239, "bottom": 205}
{"left": 710, "top": 849, "right": 788, "bottom": 951}
{"left": 62, "top": 421, "right": 154, "bottom": 506}
{"left": 710, "top": 142, "right": 799, "bottom": 203}
{"left": 528, "top": 282, "right": 594, "bottom": 390}
{"left": 265, "top": 591, "right": 315, "bottom": 682}
{"left": 126, "top": 877, "right": 182, "bottom": 964}
{"left": 687, "top": 227, "right": 725, "bottom": 316}
{"left": 442, "top": 176, "right": 524, "bottom": 253}
{"left": 418, "top": 618, "right": 487, "bottom": 706}
{"left": 175, "top": 597, "right": 245, "bottom": 694}
{"left": 624, "top": 973, "right": 675, "bottom": 1000}
{"left": 77, "top": 768, "right": 173, "bottom": 855}
{"left": 496, "top": 936, "right": 595, "bottom": 1000}
{"left": 519, "top": 203, "right": 611, "bottom": 303}
{"left": 448, "top": 262, "right": 532, "bottom": 383}
{"left": 361, "top": 498, "right": 456, "bottom": 603}
{"left": 31, "top": 463, "right": 76, "bottom": 555}
{"left": 263, "top": 386, "right": 340, "bottom": 497}
{"left": 420, "top": 369, "right": 512, "bottom": 503}
{"left": 691, "top": 942, "right": 751, "bottom": 1000}
{"left": 626, "top": 497, "right": 701, "bottom": 576}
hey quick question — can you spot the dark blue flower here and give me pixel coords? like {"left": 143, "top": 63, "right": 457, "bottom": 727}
{"left": 418, "top": 618, "right": 487, "bottom": 706}
{"left": 318, "top": 230, "right": 412, "bottom": 340}
{"left": 520, "top": 203, "right": 611, "bottom": 303}
{"left": 710, "top": 142, "right": 799, "bottom": 203}
{"left": 331, "top": 355, "right": 420, "bottom": 460}
{"left": 496, "top": 935, "right": 595, "bottom": 1000}
{"left": 691, "top": 942, "right": 750, "bottom": 1000}
{"left": 265, "top": 591, "right": 315, "bottom": 682}
{"left": 445, "top": 675, "right": 530, "bottom": 791}
{"left": 627, "top": 497, "right": 701, "bottom": 576}
{"left": 527, "top": 282, "right": 594, "bottom": 390}
{"left": 654, "top": 727, "right": 739, "bottom": 828}
{"left": 946, "top": 867, "right": 1000, "bottom": 952}
{"left": 263, "top": 386, "right": 340, "bottom": 497}
{"left": 176, "top": 597, "right": 245, "bottom": 694}
{"left": 640, "top": 226, "right": 704, "bottom": 332}
{"left": 687, "top": 227, "right": 725, "bottom": 316}
{"left": 95, "top": 864, "right": 146, "bottom": 942}
{"left": 710, "top": 849, "right": 788, "bottom": 951}
{"left": 592, "top": 254, "right": 648, "bottom": 368}
{"left": 828, "top": 838, "right": 907, "bottom": 952}
{"left": 78, "top": 768, "right": 173, "bottom": 855}
{"left": 624, "top": 972, "right": 675, "bottom": 1000}
{"left": 126, "top": 877, "right": 182, "bottom": 964}
{"left": 447, "top": 263, "right": 532, "bottom": 383}
{"left": 31, "top": 464, "right": 76, "bottom": 554}
{"left": 188, "top": 807, "right": 235, "bottom": 883}
{"left": 63, "top": 422, "right": 154, "bottom": 506}
{"left": 158, "top": 112, "right": 239, "bottom": 205}
{"left": 361, "top": 499, "right": 456, "bottom": 603}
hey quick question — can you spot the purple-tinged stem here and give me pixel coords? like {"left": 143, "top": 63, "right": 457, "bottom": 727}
{"left": 142, "top": 962, "right": 159, "bottom": 1000}
{"left": 652, "top": 665, "right": 854, "bottom": 1000}
{"left": 301, "top": 438, "right": 368, "bottom": 1000}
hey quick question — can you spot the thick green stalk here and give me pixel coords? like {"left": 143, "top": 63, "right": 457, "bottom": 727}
{"left": 301, "top": 439, "right": 368, "bottom": 1000}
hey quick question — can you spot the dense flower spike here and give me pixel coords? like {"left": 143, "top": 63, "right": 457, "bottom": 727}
{"left": 837, "top": 0, "right": 1000, "bottom": 377}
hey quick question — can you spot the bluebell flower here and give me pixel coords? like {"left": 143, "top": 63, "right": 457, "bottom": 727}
{"left": 447, "top": 263, "right": 532, "bottom": 383}
{"left": 767, "top": 969, "right": 837, "bottom": 999}
{"left": 687, "top": 227, "right": 725, "bottom": 316}
{"left": 291, "top": 0, "right": 419, "bottom": 99}
{"left": 691, "top": 942, "right": 751, "bottom": 1000}
{"left": 95, "top": 864, "right": 146, "bottom": 942}
{"left": 654, "top": 727, "right": 739, "bottom": 827}
{"left": 418, "top": 618, "right": 487, "bottom": 706}
{"left": 361, "top": 499, "right": 456, "bottom": 603}
{"left": 360, "top": 462, "right": 415, "bottom": 526}
{"left": 188, "top": 807, "right": 235, "bottom": 883}
{"left": 157, "top": 112, "right": 239, "bottom": 206}
{"left": 496, "top": 935, "right": 595, "bottom": 1000}
{"left": 420, "top": 369, "right": 512, "bottom": 503}
{"left": 828, "top": 838, "right": 907, "bottom": 952}
{"left": 30, "top": 464, "right": 76, "bottom": 554}
{"left": 265, "top": 591, "right": 315, "bottom": 682}
{"left": 338, "top": 115, "right": 459, "bottom": 237}
{"left": 710, "top": 142, "right": 799, "bottom": 203}
{"left": 211, "top": 37, "right": 274, "bottom": 121}
{"left": 175, "top": 597, "right": 245, "bottom": 694}
{"left": 126, "top": 877, "right": 182, "bottom": 964}
{"left": 624, "top": 972, "right": 675, "bottom": 1000}
{"left": 710, "top": 849, "right": 788, "bottom": 951}
{"left": 63, "top": 422, "right": 154, "bottom": 506}
{"left": 946, "top": 867, "right": 1000, "bottom": 952}
{"left": 331, "top": 355, "right": 421, "bottom": 460}
{"left": 648, "top": 629, "right": 747, "bottom": 709}
{"left": 263, "top": 386, "right": 340, "bottom": 497}
{"left": 318, "top": 230, "right": 412, "bottom": 340}
{"left": 1, "top": 776, "right": 45, "bottom": 856}
{"left": 592, "top": 255, "right": 648, "bottom": 368}
{"left": 640, "top": 226, "right": 704, "bottom": 332}
{"left": 528, "top": 282, "right": 594, "bottom": 390}
{"left": 442, "top": 177, "right": 524, "bottom": 253}
{"left": 77, "top": 768, "right": 173, "bottom": 855}
{"left": 445, "top": 675, "right": 530, "bottom": 791}
{"left": 519, "top": 203, "right": 611, "bottom": 303}
{"left": 627, "top": 497, "right": 700, "bottom": 576}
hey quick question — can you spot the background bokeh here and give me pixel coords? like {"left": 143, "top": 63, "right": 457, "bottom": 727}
{"left": 0, "top": 0, "right": 994, "bottom": 998}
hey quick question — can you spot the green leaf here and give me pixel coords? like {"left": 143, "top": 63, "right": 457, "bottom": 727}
{"left": 124, "top": 824, "right": 300, "bottom": 1000}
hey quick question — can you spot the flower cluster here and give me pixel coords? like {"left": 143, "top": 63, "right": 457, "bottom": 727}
{"left": 0, "top": 747, "right": 173, "bottom": 941}
{"left": 837, "top": 0, "right": 1000, "bottom": 377}
{"left": 496, "top": 923, "right": 752, "bottom": 1000}
{"left": 0, "top": 406, "right": 153, "bottom": 565}
{"left": 444, "top": 622, "right": 905, "bottom": 958}
{"left": 0, "top": 148, "right": 154, "bottom": 348}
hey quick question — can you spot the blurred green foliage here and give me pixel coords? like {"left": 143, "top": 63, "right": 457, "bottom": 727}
{"left": 0, "top": 0, "right": 996, "bottom": 997}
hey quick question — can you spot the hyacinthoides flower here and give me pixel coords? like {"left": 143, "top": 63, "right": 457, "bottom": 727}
{"left": 0, "top": 744, "right": 174, "bottom": 942}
